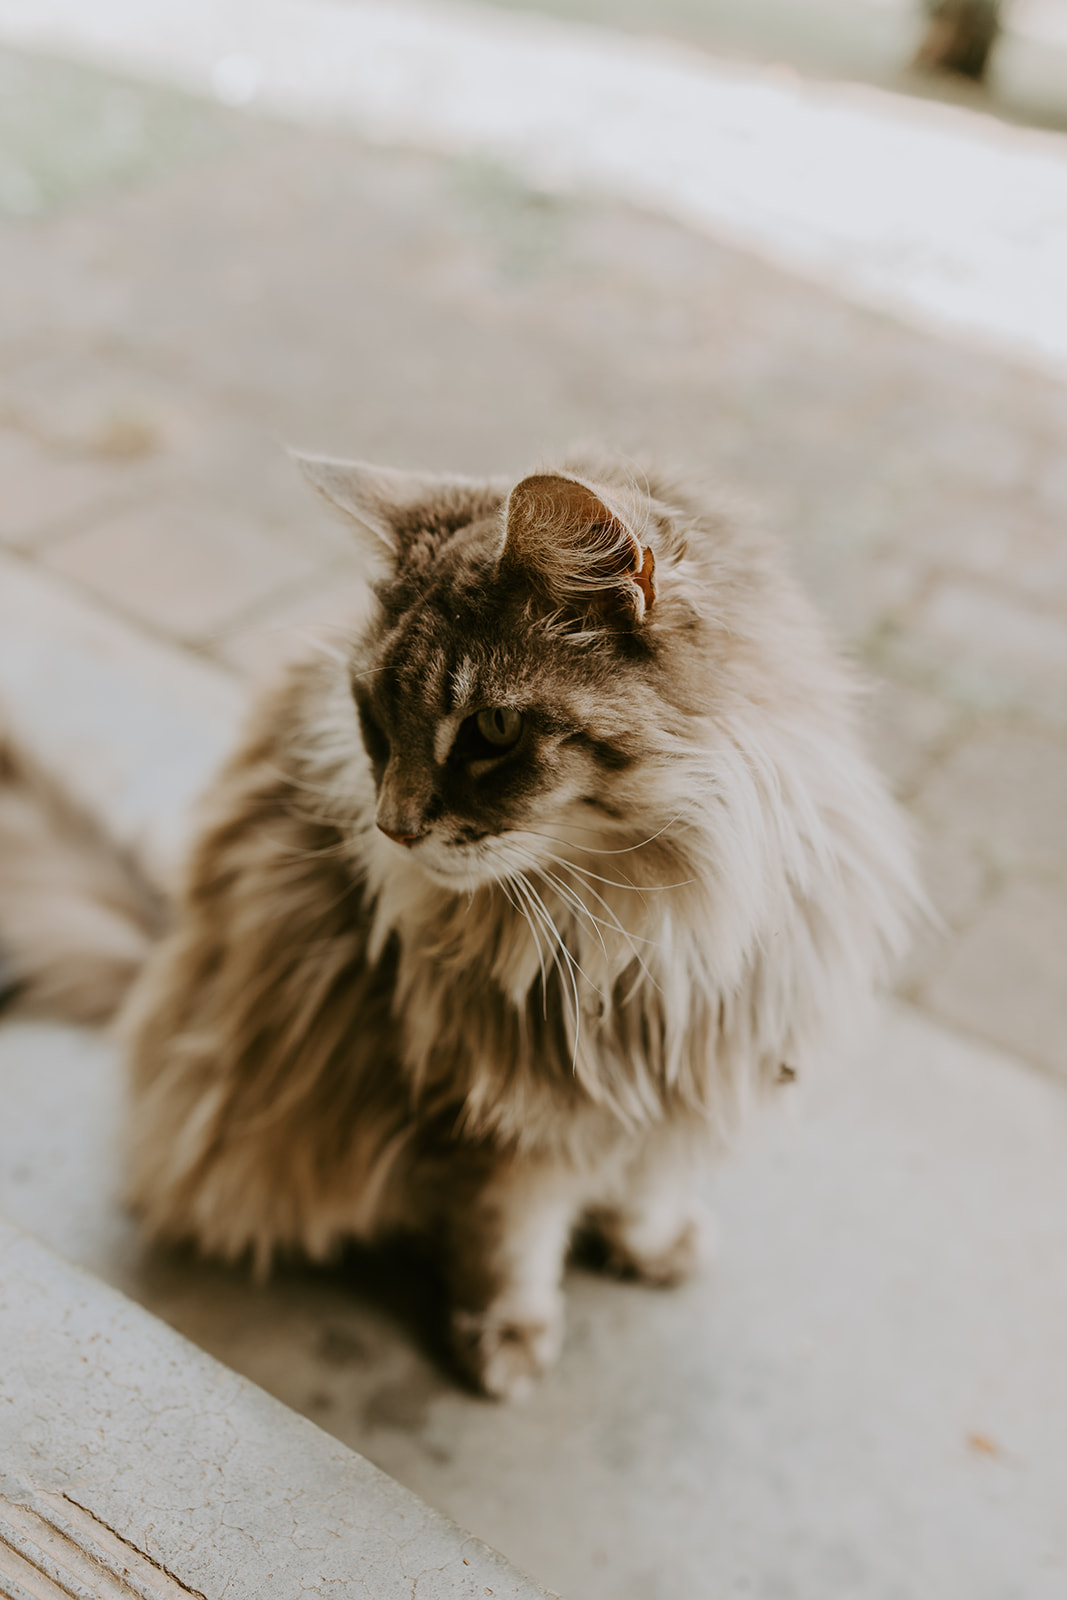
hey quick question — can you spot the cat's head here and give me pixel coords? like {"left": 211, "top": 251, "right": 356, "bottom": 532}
{"left": 299, "top": 453, "right": 710, "bottom": 891}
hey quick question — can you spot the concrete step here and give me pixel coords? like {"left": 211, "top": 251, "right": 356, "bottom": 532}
{"left": 0, "top": 1219, "right": 553, "bottom": 1600}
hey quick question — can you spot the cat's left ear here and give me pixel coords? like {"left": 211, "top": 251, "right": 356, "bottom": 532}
{"left": 294, "top": 453, "right": 468, "bottom": 563}
{"left": 501, "top": 472, "right": 657, "bottom": 623}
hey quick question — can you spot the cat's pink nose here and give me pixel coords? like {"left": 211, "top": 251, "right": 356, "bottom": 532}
{"left": 377, "top": 823, "right": 422, "bottom": 847}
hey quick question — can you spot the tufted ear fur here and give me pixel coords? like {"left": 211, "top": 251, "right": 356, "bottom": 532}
{"left": 501, "top": 472, "right": 657, "bottom": 623}
{"left": 294, "top": 453, "right": 478, "bottom": 566}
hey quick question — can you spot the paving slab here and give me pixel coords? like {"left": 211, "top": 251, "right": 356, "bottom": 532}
{"left": 885, "top": 576, "right": 1067, "bottom": 731}
{"left": 213, "top": 562, "right": 373, "bottom": 685}
{"left": 919, "top": 878, "right": 1067, "bottom": 1080}
{"left": 915, "top": 723, "right": 1067, "bottom": 880}
{"left": 0, "top": 343, "right": 347, "bottom": 542}
{"left": 0, "top": 549, "right": 244, "bottom": 885}
{"left": 42, "top": 493, "right": 327, "bottom": 644}
{"left": 0, "top": 422, "right": 138, "bottom": 546}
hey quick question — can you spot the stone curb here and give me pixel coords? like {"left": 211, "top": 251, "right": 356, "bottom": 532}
{"left": 0, "top": 1220, "right": 555, "bottom": 1599}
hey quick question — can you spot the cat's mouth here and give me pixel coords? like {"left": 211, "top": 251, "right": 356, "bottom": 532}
{"left": 409, "top": 836, "right": 507, "bottom": 893}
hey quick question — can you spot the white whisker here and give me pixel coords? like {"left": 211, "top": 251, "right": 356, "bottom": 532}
{"left": 538, "top": 857, "right": 660, "bottom": 994}
{"left": 515, "top": 869, "right": 586, "bottom": 1068}
{"left": 551, "top": 851, "right": 696, "bottom": 895}
{"left": 501, "top": 873, "right": 549, "bottom": 1016}
{"left": 530, "top": 809, "right": 693, "bottom": 858}
{"left": 539, "top": 867, "right": 609, "bottom": 959}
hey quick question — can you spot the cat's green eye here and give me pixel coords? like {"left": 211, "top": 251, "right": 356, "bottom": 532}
{"left": 475, "top": 707, "right": 524, "bottom": 750}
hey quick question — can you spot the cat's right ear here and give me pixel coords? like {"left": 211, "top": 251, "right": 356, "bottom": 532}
{"left": 501, "top": 472, "right": 657, "bottom": 624}
{"left": 294, "top": 453, "right": 456, "bottom": 567}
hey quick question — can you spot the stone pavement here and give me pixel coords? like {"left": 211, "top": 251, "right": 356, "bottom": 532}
{"left": 1, "top": 35, "right": 1066, "bottom": 1600}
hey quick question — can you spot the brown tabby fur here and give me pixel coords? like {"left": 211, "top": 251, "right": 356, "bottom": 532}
{"left": 0, "top": 452, "right": 919, "bottom": 1397}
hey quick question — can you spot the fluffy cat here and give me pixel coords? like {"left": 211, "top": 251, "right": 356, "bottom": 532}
{"left": 0, "top": 452, "right": 918, "bottom": 1398}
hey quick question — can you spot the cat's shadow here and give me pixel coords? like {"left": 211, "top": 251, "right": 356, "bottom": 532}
{"left": 127, "top": 1232, "right": 465, "bottom": 1398}
{"left": 127, "top": 1229, "right": 621, "bottom": 1410}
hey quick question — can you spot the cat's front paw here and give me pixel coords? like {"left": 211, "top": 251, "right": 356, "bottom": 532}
{"left": 599, "top": 1206, "right": 714, "bottom": 1288}
{"left": 450, "top": 1297, "right": 564, "bottom": 1401}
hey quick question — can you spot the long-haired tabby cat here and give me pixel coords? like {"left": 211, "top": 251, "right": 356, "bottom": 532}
{"left": 0, "top": 452, "right": 918, "bottom": 1398}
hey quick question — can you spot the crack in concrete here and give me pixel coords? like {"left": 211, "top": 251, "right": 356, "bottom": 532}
{"left": 59, "top": 1491, "right": 209, "bottom": 1600}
